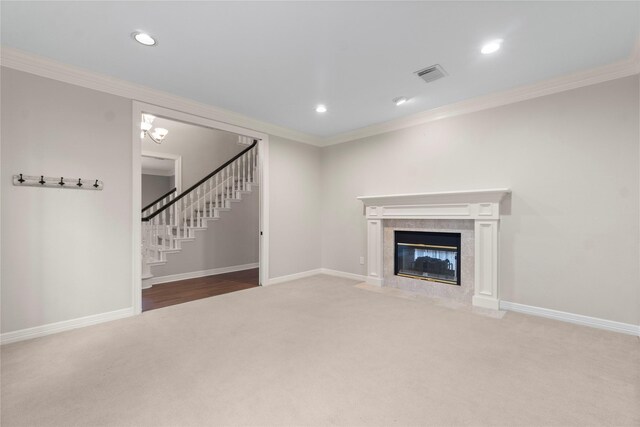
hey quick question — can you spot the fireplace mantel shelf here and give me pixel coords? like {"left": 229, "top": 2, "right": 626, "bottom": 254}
{"left": 357, "top": 188, "right": 511, "bottom": 310}
{"left": 357, "top": 188, "right": 511, "bottom": 207}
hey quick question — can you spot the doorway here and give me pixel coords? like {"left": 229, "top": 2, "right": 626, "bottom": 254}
{"left": 132, "top": 102, "right": 269, "bottom": 314}
{"left": 141, "top": 152, "right": 181, "bottom": 210}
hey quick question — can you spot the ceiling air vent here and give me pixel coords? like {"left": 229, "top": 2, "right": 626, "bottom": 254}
{"left": 415, "top": 64, "right": 447, "bottom": 83}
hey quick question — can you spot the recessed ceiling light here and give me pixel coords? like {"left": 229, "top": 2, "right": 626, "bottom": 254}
{"left": 393, "top": 97, "right": 408, "bottom": 106}
{"left": 481, "top": 39, "right": 502, "bottom": 54}
{"left": 133, "top": 32, "right": 156, "bottom": 46}
{"left": 315, "top": 104, "right": 327, "bottom": 113}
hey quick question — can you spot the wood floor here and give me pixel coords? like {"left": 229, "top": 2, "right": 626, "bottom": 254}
{"left": 142, "top": 268, "right": 259, "bottom": 312}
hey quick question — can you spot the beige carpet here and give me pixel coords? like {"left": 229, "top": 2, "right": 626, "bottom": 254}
{"left": 1, "top": 275, "right": 639, "bottom": 426}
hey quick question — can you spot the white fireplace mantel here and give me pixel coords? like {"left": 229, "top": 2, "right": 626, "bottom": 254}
{"left": 357, "top": 188, "right": 511, "bottom": 310}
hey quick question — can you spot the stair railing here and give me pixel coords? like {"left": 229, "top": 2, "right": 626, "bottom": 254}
{"left": 142, "top": 187, "right": 177, "bottom": 218}
{"left": 141, "top": 139, "right": 258, "bottom": 266}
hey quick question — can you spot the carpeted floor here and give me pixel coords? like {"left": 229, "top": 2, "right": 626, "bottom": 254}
{"left": 2, "top": 275, "right": 639, "bottom": 426}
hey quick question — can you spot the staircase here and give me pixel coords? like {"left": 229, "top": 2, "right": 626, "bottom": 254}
{"left": 141, "top": 140, "right": 258, "bottom": 281}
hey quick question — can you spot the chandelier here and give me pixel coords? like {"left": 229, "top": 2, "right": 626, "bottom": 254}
{"left": 140, "top": 114, "right": 169, "bottom": 144}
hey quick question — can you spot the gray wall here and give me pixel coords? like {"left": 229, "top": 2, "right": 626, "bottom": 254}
{"left": 1, "top": 67, "right": 133, "bottom": 333}
{"left": 151, "top": 189, "right": 260, "bottom": 276}
{"left": 320, "top": 75, "right": 639, "bottom": 325}
{"left": 269, "top": 136, "right": 322, "bottom": 278}
{"left": 141, "top": 118, "right": 244, "bottom": 189}
{"left": 141, "top": 174, "right": 172, "bottom": 207}
{"left": 2, "top": 65, "right": 637, "bottom": 334}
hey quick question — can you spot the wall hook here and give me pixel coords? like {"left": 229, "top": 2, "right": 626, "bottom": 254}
{"left": 13, "top": 174, "right": 102, "bottom": 190}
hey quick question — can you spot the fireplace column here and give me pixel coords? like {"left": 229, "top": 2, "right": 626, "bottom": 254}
{"left": 473, "top": 219, "right": 499, "bottom": 310}
{"left": 366, "top": 219, "right": 384, "bottom": 286}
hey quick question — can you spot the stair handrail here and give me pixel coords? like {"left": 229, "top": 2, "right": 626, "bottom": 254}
{"left": 141, "top": 139, "right": 258, "bottom": 222}
{"left": 142, "top": 187, "right": 176, "bottom": 213}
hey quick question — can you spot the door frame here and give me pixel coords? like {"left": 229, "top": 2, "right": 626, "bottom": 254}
{"left": 141, "top": 151, "right": 183, "bottom": 194}
{"left": 132, "top": 101, "right": 270, "bottom": 314}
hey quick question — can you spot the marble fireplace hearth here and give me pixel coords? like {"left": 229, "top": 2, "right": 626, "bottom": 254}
{"left": 357, "top": 189, "right": 511, "bottom": 310}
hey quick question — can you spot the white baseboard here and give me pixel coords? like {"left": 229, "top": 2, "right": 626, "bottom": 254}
{"left": 145, "top": 263, "right": 259, "bottom": 286}
{"left": 267, "top": 269, "right": 323, "bottom": 285}
{"left": 267, "top": 268, "right": 367, "bottom": 285}
{"left": 499, "top": 301, "right": 640, "bottom": 336}
{"left": 1, "top": 307, "right": 135, "bottom": 345}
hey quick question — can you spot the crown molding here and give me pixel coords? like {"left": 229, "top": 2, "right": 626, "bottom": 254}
{"left": 321, "top": 54, "right": 640, "bottom": 147}
{"left": 2, "top": 46, "right": 638, "bottom": 148}
{"left": 0, "top": 47, "right": 323, "bottom": 146}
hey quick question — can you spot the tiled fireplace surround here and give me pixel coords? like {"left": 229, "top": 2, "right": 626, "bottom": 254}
{"left": 358, "top": 189, "right": 511, "bottom": 310}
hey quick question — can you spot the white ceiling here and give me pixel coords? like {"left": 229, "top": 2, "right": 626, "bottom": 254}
{"left": 1, "top": 2, "right": 638, "bottom": 138}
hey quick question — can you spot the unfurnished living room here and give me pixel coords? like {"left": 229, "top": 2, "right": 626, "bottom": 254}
{"left": 1, "top": 1, "right": 639, "bottom": 426}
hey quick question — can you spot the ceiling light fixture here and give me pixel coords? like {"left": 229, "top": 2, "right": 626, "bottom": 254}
{"left": 315, "top": 104, "right": 327, "bottom": 113}
{"left": 133, "top": 32, "right": 157, "bottom": 46}
{"left": 393, "top": 97, "right": 408, "bottom": 106}
{"left": 140, "top": 113, "right": 169, "bottom": 144}
{"left": 481, "top": 39, "right": 502, "bottom": 54}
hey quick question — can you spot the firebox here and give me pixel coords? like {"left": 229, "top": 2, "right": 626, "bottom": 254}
{"left": 394, "top": 230, "right": 461, "bottom": 286}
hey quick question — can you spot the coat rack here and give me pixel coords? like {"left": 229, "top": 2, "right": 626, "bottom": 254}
{"left": 12, "top": 174, "right": 104, "bottom": 190}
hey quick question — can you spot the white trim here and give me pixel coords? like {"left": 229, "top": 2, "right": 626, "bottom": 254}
{"left": 322, "top": 57, "right": 640, "bottom": 146}
{"left": 267, "top": 269, "right": 323, "bottom": 285}
{"left": 141, "top": 168, "right": 174, "bottom": 177}
{"left": 357, "top": 188, "right": 510, "bottom": 206}
{"left": 258, "top": 139, "right": 269, "bottom": 286}
{"left": 132, "top": 105, "right": 142, "bottom": 314}
{"left": 319, "top": 268, "right": 368, "bottom": 282}
{"left": 141, "top": 151, "right": 182, "bottom": 192}
{"left": 0, "top": 47, "right": 322, "bottom": 146}
{"left": 2, "top": 47, "right": 638, "bottom": 148}
{"left": 500, "top": 301, "right": 640, "bottom": 336}
{"left": 143, "top": 263, "right": 259, "bottom": 287}
{"left": 1, "top": 307, "right": 135, "bottom": 345}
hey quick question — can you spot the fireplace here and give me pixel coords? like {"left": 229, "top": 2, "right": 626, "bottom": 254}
{"left": 358, "top": 189, "right": 510, "bottom": 309}
{"left": 394, "top": 230, "right": 461, "bottom": 286}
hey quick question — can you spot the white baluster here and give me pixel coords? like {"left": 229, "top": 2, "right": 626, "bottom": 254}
{"left": 198, "top": 186, "right": 202, "bottom": 227}
{"left": 151, "top": 216, "right": 158, "bottom": 261}
{"left": 172, "top": 201, "right": 177, "bottom": 246}
{"left": 228, "top": 166, "right": 231, "bottom": 200}
{"left": 254, "top": 147, "right": 258, "bottom": 180}
{"left": 225, "top": 167, "right": 229, "bottom": 201}
{"left": 182, "top": 197, "right": 187, "bottom": 237}
{"left": 189, "top": 192, "right": 194, "bottom": 229}
{"left": 196, "top": 187, "right": 201, "bottom": 227}
{"left": 210, "top": 177, "right": 214, "bottom": 213}
{"left": 169, "top": 199, "right": 175, "bottom": 233}
{"left": 250, "top": 149, "right": 254, "bottom": 183}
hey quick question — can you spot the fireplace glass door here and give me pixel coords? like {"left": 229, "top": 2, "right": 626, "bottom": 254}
{"left": 394, "top": 231, "right": 461, "bottom": 286}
